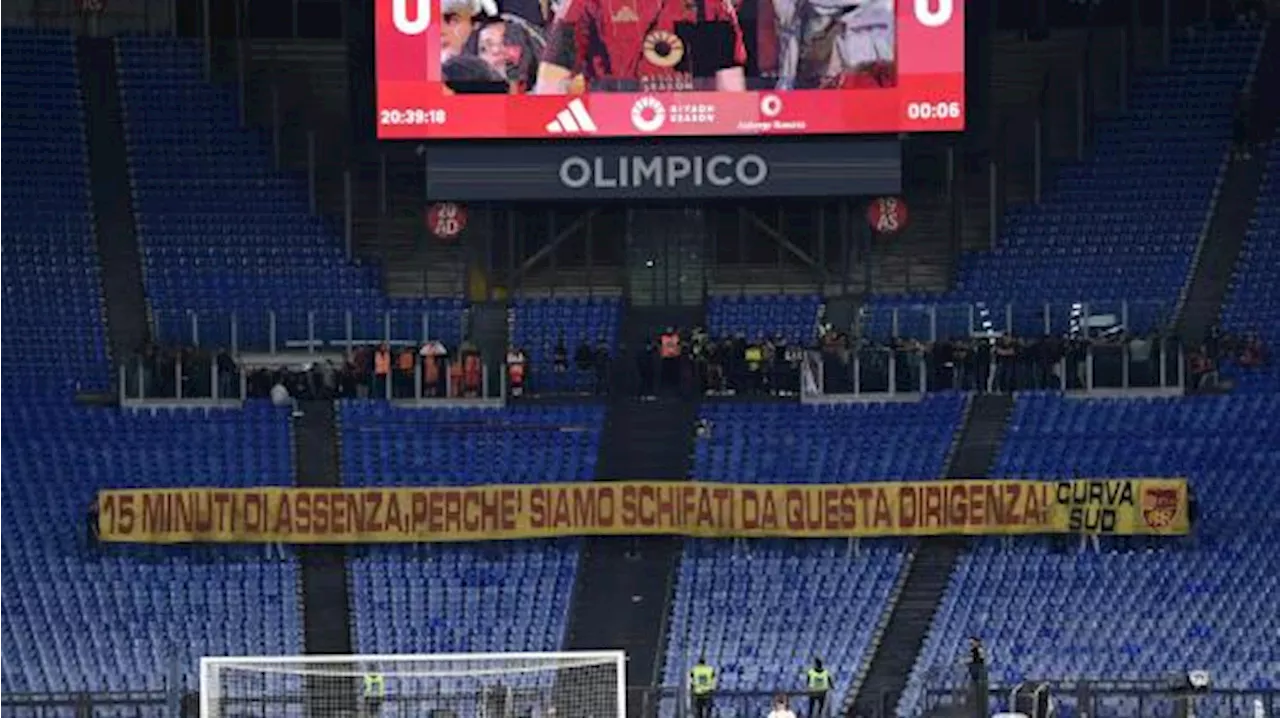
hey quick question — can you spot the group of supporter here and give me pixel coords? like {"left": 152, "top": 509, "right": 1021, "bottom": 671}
{"left": 1189, "top": 325, "right": 1269, "bottom": 390}
{"left": 818, "top": 325, "right": 1270, "bottom": 394}
{"left": 435, "top": 0, "right": 897, "bottom": 96}
{"left": 818, "top": 330, "right": 1144, "bottom": 394}
{"left": 128, "top": 342, "right": 234, "bottom": 399}
{"left": 818, "top": 328, "right": 1200, "bottom": 394}
{"left": 508, "top": 338, "right": 614, "bottom": 397}
{"left": 127, "top": 323, "right": 1269, "bottom": 401}
{"left": 129, "top": 338, "right": 492, "bottom": 401}
{"left": 630, "top": 326, "right": 807, "bottom": 399}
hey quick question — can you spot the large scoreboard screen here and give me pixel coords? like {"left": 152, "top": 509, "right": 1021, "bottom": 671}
{"left": 375, "top": 0, "right": 964, "bottom": 139}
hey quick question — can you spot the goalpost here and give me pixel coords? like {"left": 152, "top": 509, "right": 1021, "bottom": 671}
{"left": 199, "top": 651, "right": 626, "bottom": 718}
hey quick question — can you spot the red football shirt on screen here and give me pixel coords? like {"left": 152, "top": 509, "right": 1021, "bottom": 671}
{"left": 540, "top": 0, "right": 747, "bottom": 92}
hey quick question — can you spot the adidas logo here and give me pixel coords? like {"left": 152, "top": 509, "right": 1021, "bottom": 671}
{"left": 545, "top": 98, "right": 599, "bottom": 134}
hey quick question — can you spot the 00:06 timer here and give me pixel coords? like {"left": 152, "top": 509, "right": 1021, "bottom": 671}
{"left": 905, "top": 101, "right": 962, "bottom": 121}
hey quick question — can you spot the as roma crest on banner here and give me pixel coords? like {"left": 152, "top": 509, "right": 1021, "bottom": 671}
{"left": 1141, "top": 485, "right": 1182, "bottom": 531}
{"left": 427, "top": 202, "right": 468, "bottom": 241}
{"left": 867, "top": 196, "right": 909, "bottom": 235}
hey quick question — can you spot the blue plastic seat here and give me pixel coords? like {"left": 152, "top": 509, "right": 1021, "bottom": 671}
{"left": 897, "top": 393, "right": 1280, "bottom": 718}
{"left": 0, "top": 400, "right": 302, "bottom": 693}
{"left": 661, "top": 397, "right": 966, "bottom": 710}
{"left": 1, "top": 30, "right": 110, "bottom": 395}
{"left": 340, "top": 404, "right": 604, "bottom": 654}
{"left": 113, "top": 37, "right": 466, "bottom": 352}
{"left": 864, "top": 28, "right": 1263, "bottom": 341}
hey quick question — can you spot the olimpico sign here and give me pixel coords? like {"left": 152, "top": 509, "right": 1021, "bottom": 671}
{"left": 423, "top": 139, "right": 900, "bottom": 200}
{"left": 559, "top": 154, "right": 769, "bottom": 191}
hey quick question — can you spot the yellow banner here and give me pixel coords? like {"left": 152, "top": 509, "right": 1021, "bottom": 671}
{"left": 96, "top": 479, "right": 1188, "bottom": 543}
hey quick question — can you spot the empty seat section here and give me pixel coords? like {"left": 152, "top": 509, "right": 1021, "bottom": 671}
{"left": 865, "top": 29, "right": 1262, "bottom": 341}
{"left": 1, "top": 30, "right": 109, "bottom": 394}
{"left": 899, "top": 393, "right": 1280, "bottom": 717}
{"left": 694, "top": 395, "right": 966, "bottom": 483}
{"left": 0, "top": 402, "right": 302, "bottom": 694}
{"left": 707, "top": 295, "right": 821, "bottom": 343}
{"left": 338, "top": 403, "right": 603, "bottom": 485}
{"left": 342, "top": 404, "right": 604, "bottom": 655}
{"left": 114, "top": 37, "right": 463, "bottom": 351}
{"left": 663, "top": 395, "right": 966, "bottom": 706}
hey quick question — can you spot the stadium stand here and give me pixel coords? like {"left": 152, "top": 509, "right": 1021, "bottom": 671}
{"left": 113, "top": 37, "right": 463, "bottom": 352}
{"left": 899, "top": 393, "right": 1280, "bottom": 717}
{"left": 662, "top": 395, "right": 967, "bottom": 706}
{"left": 1, "top": 30, "right": 111, "bottom": 394}
{"left": 0, "top": 401, "right": 301, "bottom": 694}
{"left": 342, "top": 404, "right": 604, "bottom": 654}
{"left": 664, "top": 540, "right": 905, "bottom": 709}
{"left": 705, "top": 295, "right": 821, "bottom": 345}
{"left": 511, "top": 298, "right": 621, "bottom": 393}
{"left": 861, "top": 27, "right": 1263, "bottom": 342}
{"left": 4, "top": 13, "right": 1278, "bottom": 718}
{"left": 1220, "top": 130, "right": 1279, "bottom": 391}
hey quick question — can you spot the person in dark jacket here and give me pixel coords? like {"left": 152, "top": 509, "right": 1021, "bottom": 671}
{"left": 85, "top": 500, "right": 100, "bottom": 554}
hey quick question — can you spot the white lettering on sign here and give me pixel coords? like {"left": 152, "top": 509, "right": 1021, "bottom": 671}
{"left": 868, "top": 196, "right": 910, "bottom": 234}
{"left": 428, "top": 203, "right": 468, "bottom": 238}
{"left": 559, "top": 155, "right": 769, "bottom": 190}
{"left": 392, "top": 0, "right": 431, "bottom": 35}
{"left": 913, "top": 0, "right": 953, "bottom": 28}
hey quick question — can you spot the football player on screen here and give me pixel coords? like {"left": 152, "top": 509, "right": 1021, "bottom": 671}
{"left": 774, "top": 0, "right": 894, "bottom": 89}
{"left": 531, "top": 0, "right": 748, "bottom": 93}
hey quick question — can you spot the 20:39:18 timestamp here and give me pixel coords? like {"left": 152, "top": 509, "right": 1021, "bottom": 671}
{"left": 379, "top": 108, "right": 448, "bottom": 126}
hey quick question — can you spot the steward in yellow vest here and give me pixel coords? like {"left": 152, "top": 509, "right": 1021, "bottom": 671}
{"left": 363, "top": 673, "right": 386, "bottom": 718}
{"left": 689, "top": 656, "right": 716, "bottom": 718}
{"left": 804, "top": 659, "right": 832, "bottom": 718}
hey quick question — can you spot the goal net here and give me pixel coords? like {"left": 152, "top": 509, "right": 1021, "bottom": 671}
{"left": 199, "top": 652, "right": 626, "bottom": 718}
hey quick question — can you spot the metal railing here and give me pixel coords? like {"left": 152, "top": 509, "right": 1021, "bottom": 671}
{"left": 145, "top": 309, "right": 467, "bottom": 357}
{"left": 923, "top": 672, "right": 1280, "bottom": 718}
{"left": 117, "top": 354, "right": 506, "bottom": 404}
{"left": 1, "top": 687, "right": 809, "bottom": 718}
{"left": 803, "top": 338, "right": 1187, "bottom": 398}
{"left": 1, "top": 691, "right": 175, "bottom": 718}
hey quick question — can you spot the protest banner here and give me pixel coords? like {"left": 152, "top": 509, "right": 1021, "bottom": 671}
{"left": 97, "top": 478, "right": 1188, "bottom": 543}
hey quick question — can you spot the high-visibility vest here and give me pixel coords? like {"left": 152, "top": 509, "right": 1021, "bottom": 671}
{"left": 363, "top": 674, "right": 386, "bottom": 698}
{"left": 806, "top": 668, "right": 831, "bottom": 692}
{"left": 745, "top": 346, "right": 763, "bottom": 365}
{"left": 464, "top": 354, "right": 481, "bottom": 390}
{"left": 690, "top": 665, "right": 715, "bottom": 695}
{"left": 660, "top": 333, "right": 680, "bottom": 359}
{"left": 374, "top": 350, "right": 391, "bottom": 376}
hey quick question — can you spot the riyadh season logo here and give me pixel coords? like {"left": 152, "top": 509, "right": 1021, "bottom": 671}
{"left": 630, "top": 96, "right": 666, "bottom": 133}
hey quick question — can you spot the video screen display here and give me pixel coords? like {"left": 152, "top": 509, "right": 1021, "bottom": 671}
{"left": 375, "top": 0, "right": 964, "bottom": 139}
